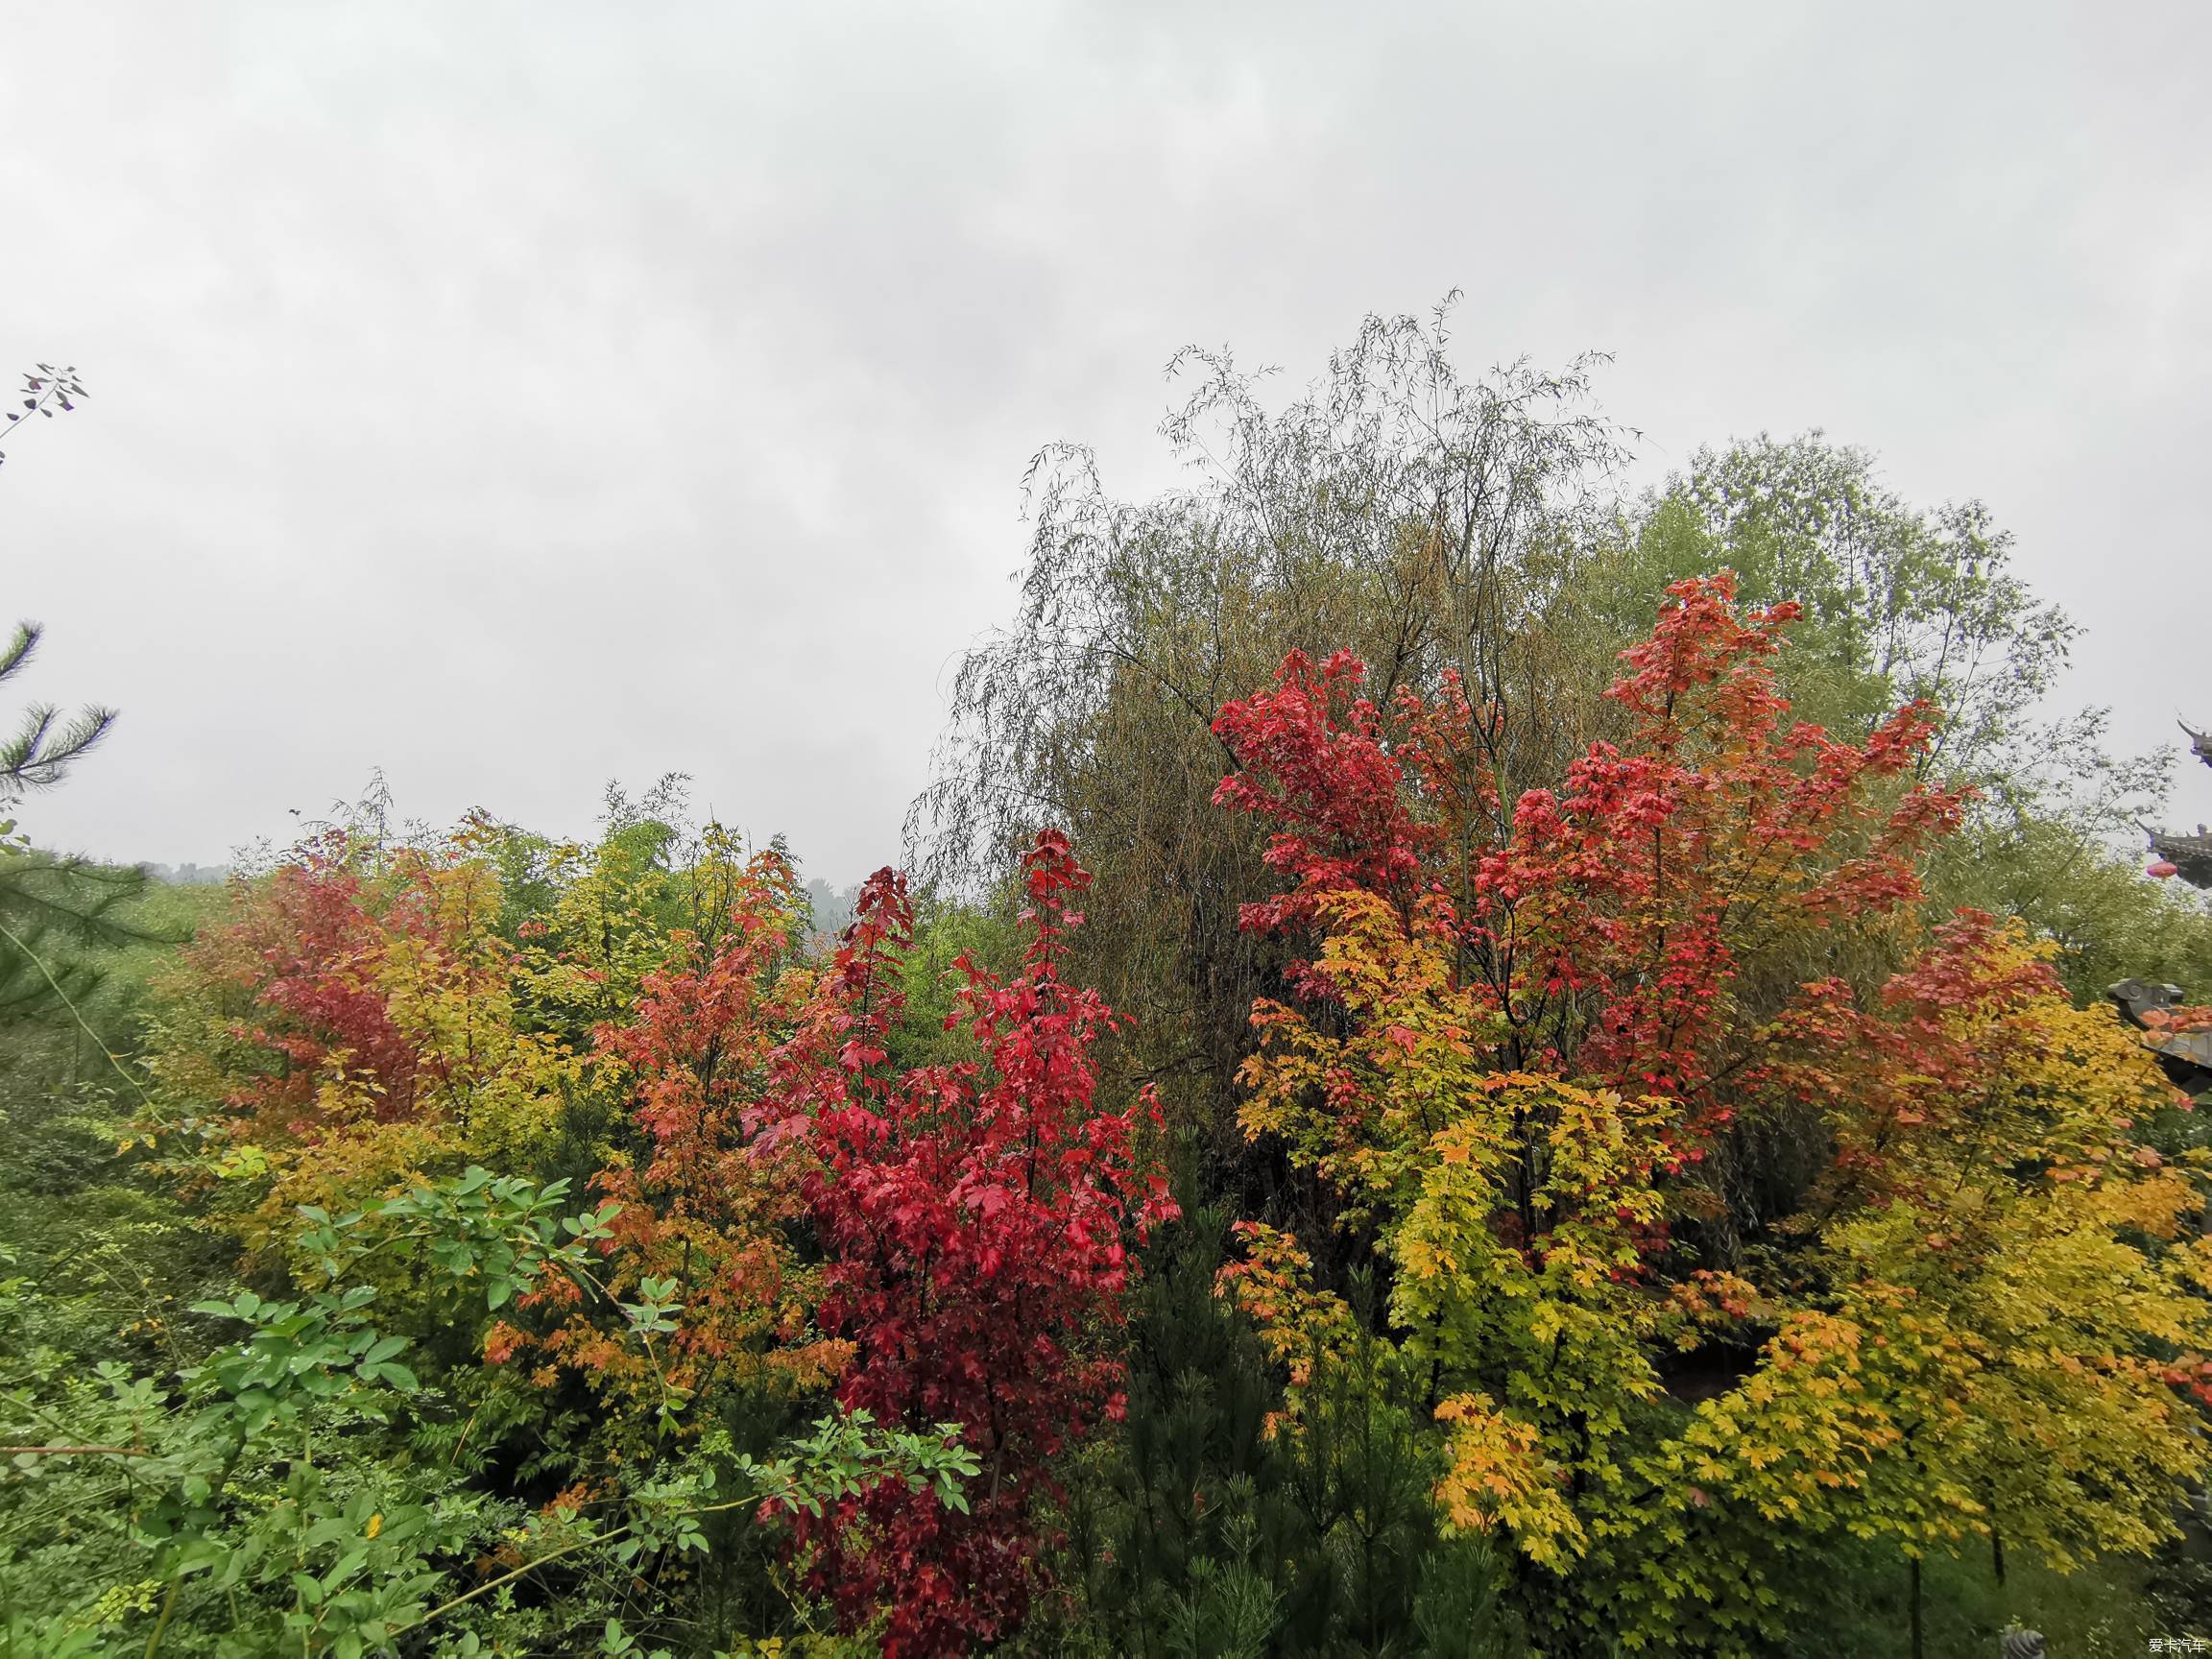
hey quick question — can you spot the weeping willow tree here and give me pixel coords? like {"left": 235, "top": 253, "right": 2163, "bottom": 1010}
{"left": 907, "top": 300, "right": 1633, "bottom": 1198}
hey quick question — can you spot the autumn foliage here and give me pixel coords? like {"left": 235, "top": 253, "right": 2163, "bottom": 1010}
{"left": 1211, "top": 574, "right": 2212, "bottom": 1647}
{"left": 509, "top": 844, "right": 848, "bottom": 1422}
{"left": 144, "top": 829, "right": 576, "bottom": 1240}
{"left": 153, "top": 835, "right": 497, "bottom": 1137}
{"left": 136, "top": 814, "right": 1175, "bottom": 1653}
{"left": 782, "top": 830, "right": 1176, "bottom": 1654}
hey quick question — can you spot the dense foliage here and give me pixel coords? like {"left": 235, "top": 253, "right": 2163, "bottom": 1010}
{"left": 7, "top": 313, "right": 2212, "bottom": 1656}
{"left": 1208, "top": 578, "right": 2209, "bottom": 1649}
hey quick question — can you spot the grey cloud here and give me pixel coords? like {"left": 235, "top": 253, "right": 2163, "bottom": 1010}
{"left": 5, "top": 0, "right": 2206, "bottom": 880}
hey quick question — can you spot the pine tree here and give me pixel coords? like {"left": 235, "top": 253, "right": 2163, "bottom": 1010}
{"left": 0, "top": 619, "right": 160, "bottom": 1021}
{"left": 1073, "top": 1170, "right": 1318, "bottom": 1656}
{"left": 1071, "top": 1149, "right": 1520, "bottom": 1657}
{"left": 0, "top": 621, "right": 115, "bottom": 806}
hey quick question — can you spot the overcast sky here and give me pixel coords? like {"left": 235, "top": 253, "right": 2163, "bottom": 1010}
{"left": 5, "top": 2, "right": 2208, "bottom": 883}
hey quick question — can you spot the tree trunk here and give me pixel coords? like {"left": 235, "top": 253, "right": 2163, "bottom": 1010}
{"left": 1909, "top": 1556, "right": 1924, "bottom": 1659}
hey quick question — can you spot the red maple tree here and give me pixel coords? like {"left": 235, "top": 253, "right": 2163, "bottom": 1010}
{"left": 1212, "top": 573, "right": 1970, "bottom": 1160}
{"left": 782, "top": 830, "right": 1176, "bottom": 1655}
{"left": 502, "top": 847, "right": 845, "bottom": 1410}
